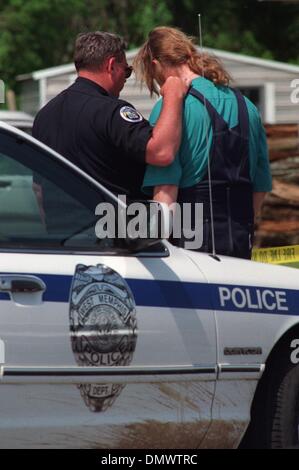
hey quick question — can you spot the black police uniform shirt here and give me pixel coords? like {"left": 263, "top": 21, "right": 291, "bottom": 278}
{"left": 32, "top": 77, "right": 152, "bottom": 199}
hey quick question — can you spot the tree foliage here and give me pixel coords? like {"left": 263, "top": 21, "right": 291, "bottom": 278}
{"left": 167, "top": 0, "right": 299, "bottom": 62}
{"left": 0, "top": 0, "right": 298, "bottom": 91}
{"left": 0, "top": 0, "right": 172, "bottom": 88}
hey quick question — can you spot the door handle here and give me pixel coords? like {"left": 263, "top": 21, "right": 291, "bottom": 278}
{"left": 0, "top": 275, "right": 46, "bottom": 305}
{"left": 0, "top": 275, "right": 46, "bottom": 294}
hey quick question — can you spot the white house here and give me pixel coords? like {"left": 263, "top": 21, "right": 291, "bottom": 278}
{"left": 17, "top": 48, "right": 299, "bottom": 123}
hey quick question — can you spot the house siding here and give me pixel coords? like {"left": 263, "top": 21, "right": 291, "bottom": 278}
{"left": 19, "top": 80, "right": 39, "bottom": 116}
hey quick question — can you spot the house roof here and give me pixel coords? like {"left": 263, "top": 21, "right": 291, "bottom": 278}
{"left": 202, "top": 47, "right": 299, "bottom": 74}
{"left": 17, "top": 47, "right": 299, "bottom": 81}
{"left": 0, "top": 111, "right": 34, "bottom": 128}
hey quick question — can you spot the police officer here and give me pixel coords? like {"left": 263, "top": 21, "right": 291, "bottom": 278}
{"left": 33, "top": 31, "right": 188, "bottom": 200}
{"left": 134, "top": 27, "right": 272, "bottom": 259}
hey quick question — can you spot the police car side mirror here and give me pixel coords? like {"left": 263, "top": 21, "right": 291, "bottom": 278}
{"left": 123, "top": 199, "right": 171, "bottom": 252}
{"left": 95, "top": 198, "right": 171, "bottom": 252}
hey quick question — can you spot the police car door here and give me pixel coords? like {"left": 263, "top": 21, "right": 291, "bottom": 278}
{"left": 0, "top": 127, "right": 216, "bottom": 448}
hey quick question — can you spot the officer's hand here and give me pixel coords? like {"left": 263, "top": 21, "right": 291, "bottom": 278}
{"left": 160, "top": 76, "right": 189, "bottom": 100}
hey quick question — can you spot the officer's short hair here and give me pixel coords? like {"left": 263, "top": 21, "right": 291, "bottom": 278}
{"left": 74, "top": 31, "right": 127, "bottom": 72}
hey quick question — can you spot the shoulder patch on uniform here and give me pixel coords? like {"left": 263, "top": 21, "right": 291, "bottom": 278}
{"left": 120, "top": 106, "right": 143, "bottom": 123}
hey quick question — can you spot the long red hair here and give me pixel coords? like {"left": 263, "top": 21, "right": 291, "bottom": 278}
{"left": 133, "top": 26, "right": 231, "bottom": 96}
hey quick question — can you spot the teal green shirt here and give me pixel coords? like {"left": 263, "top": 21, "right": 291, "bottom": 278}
{"left": 142, "top": 76, "right": 272, "bottom": 194}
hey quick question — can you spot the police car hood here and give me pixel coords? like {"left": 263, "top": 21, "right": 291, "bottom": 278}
{"left": 182, "top": 247, "right": 299, "bottom": 293}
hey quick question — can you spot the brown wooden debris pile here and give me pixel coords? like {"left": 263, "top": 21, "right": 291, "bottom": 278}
{"left": 255, "top": 124, "right": 299, "bottom": 247}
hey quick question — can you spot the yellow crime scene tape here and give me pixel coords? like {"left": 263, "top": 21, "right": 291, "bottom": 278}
{"left": 252, "top": 244, "right": 299, "bottom": 265}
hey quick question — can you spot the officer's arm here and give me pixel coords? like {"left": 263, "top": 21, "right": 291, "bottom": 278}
{"left": 145, "top": 77, "right": 188, "bottom": 167}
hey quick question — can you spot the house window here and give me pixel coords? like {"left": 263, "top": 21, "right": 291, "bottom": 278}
{"left": 238, "top": 85, "right": 276, "bottom": 123}
{"left": 238, "top": 86, "right": 262, "bottom": 111}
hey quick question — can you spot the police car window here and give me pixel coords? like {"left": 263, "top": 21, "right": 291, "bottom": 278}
{"left": 0, "top": 131, "right": 119, "bottom": 252}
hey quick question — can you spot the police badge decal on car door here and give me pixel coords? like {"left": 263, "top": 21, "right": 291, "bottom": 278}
{"left": 69, "top": 264, "right": 137, "bottom": 412}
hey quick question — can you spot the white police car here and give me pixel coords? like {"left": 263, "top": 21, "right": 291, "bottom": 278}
{"left": 0, "top": 121, "right": 299, "bottom": 449}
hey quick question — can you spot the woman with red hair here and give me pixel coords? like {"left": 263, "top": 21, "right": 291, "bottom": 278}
{"left": 134, "top": 27, "right": 271, "bottom": 259}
